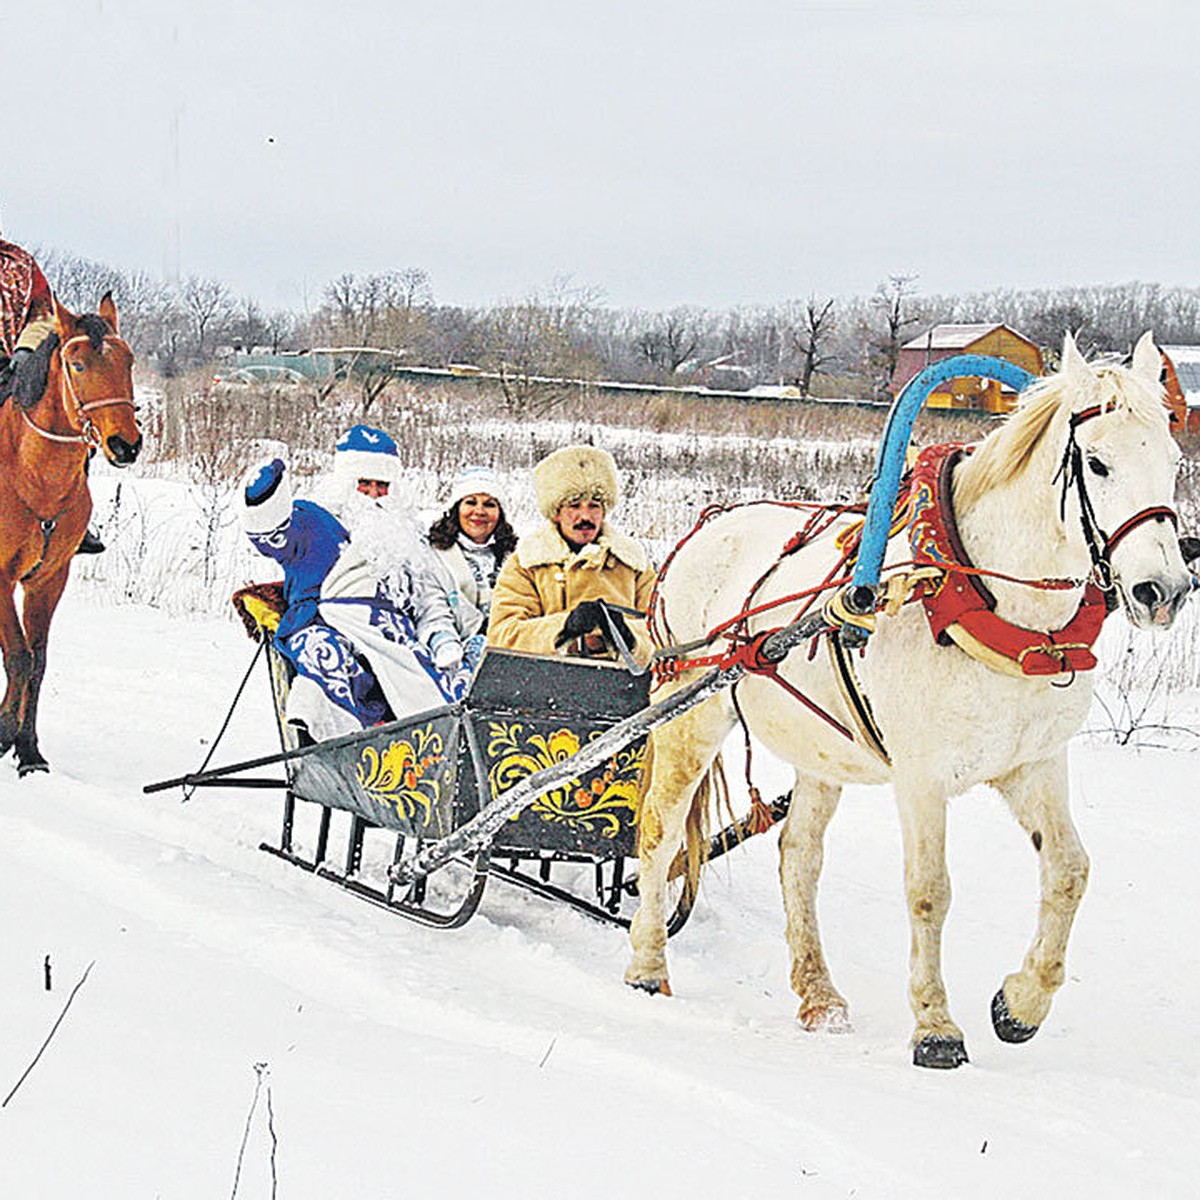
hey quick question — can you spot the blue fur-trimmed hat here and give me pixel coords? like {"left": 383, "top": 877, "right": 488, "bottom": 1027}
{"left": 334, "top": 424, "right": 401, "bottom": 487}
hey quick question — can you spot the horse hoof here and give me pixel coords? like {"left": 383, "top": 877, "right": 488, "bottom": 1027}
{"left": 798, "top": 1003, "right": 852, "bottom": 1034}
{"left": 991, "top": 988, "right": 1039, "bottom": 1043}
{"left": 17, "top": 760, "right": 49, "bottom": 778}
{"left": 626, "top": 977, "right": 672, "bottom": 997}
{"left": 912, "top": 1035, "right": 969, "bottom": 1069}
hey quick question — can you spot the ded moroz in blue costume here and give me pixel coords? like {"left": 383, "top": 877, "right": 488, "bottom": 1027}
{"left": 240, "top": 425, "right": 478, "bottom": 742}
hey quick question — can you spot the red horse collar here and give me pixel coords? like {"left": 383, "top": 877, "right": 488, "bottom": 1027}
{"left": 907, "top": 444, "right": 1107, "bottom": 677}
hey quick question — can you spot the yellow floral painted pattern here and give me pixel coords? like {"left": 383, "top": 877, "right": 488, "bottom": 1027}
{"left": 356, "top": 725, "right": 445, "bottom": 826}
{"left": 486, "top": 720, "right": 643, "bottom": 838}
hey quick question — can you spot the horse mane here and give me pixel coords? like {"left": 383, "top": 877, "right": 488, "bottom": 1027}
{"left": 78, "top": 313, "right": 109, "bottom": 350}
{"left": 956, "top": 355, "right": 1168, "bottom": 509}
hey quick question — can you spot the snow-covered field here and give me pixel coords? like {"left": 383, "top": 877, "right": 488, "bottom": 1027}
{"left": 2, "top": 589, "right": 1197, "bottom": 1198}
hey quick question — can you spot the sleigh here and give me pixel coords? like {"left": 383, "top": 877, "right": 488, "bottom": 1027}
{"left": 147, "top": 619, "right": 791, "bottom": 931}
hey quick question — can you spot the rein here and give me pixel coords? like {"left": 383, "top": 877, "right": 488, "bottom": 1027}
{"left": 651, "top": 499, "right": 1082, "bottom": 683}
{"left": 9, "top": 329, "right": 136, "bottom": 580}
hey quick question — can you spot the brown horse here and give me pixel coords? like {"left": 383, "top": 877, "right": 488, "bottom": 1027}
{"left": 0, "top": 293, "right": 141, "bottom": 775}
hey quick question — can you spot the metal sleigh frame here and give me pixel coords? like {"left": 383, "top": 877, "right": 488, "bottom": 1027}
{"left": 160, "top": 640, "right": 708, "bottom": 933}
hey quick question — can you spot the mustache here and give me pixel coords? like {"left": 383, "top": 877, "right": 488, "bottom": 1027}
{"left": 570, "top": 519, "right": 598, "bottom": 531}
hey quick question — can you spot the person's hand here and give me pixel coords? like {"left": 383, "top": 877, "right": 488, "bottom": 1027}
{"left": 554, "top": 600, "right": 632, "bottom": 654}
{"left": 0, "top": 346, "right": 34, "bottom": 405}
{"left": 430, "top": 633, "right": 464, "bottom": 672}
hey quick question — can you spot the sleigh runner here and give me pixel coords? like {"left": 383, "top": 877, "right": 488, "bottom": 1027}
{"left": 269, "top": 638, "right": 691, "bottom": 928}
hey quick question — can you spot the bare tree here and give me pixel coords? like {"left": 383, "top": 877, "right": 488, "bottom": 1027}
{"left": 483, "top": 278, "right": 604, "bottom": 414}
{"left": 872, "top": 274, "right": 921, "bottom": 397}
{"left": 1024, "top": 303, "right": 1096, "bottom": 361}
{"left": 634, "top": 308, "right": 702, "bottom": 376}
{"left": 112, "top": 270, "right": 174, "bottom": 355}
{"left": 320, "top": 268, "right": 434, "bottom": 354}
{"left": 38, "top": 250, "right": 123, "bottom": 312}
{"left": 180, "top": 275, "right": 234, "bottom": 362}
{"left": 262, "top": 308, "right": 299, "bottom": 353}
{"left": 228, "top": 297, "right": 270, "bottom": 352}
{"left": 324, "top": 272, "right": 361, "bottom": 339}
{"left": 791, "top": 297, "right": 837, "bottom": 397}
{"left": 147, "top": 294, "right": 190, "bottom": 377}
{"left": 393, "top": 266, "right": 433, "bottom": 309}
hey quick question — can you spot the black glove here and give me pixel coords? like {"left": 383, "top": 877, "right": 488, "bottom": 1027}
{"left": 1179, "top": 535, "right": 1200, "bottom": 566}
{"left": 554, "top": 599, "right": 633, "bottom": 654}
{"left": 0, "top": 343, "right": 50, "bottom": 409}
{"left": 0, "top": 347, "right": 29, "bottom": 403}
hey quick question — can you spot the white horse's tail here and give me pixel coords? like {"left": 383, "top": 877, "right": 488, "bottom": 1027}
{"left": 637, "top": 742, "right": 732, "bottom": 902}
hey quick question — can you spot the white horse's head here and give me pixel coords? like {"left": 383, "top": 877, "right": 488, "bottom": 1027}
{"left": 964, "top": 331, "right": 1190, "bottom": 631}
{"left": 1057, "top": 331, "right": 1190, "bottom": 629}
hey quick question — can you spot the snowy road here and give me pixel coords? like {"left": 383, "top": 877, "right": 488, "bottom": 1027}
{"left": 1, "top": 595, "right": 1197, "bottom": 1197}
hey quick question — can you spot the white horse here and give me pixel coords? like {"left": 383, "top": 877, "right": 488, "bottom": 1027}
{"left": 627, "top": 333, "right": 1191, "bottom": 1068}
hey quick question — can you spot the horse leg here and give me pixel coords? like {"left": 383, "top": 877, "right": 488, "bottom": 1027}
{"left": 895, "top": 774, "right": 968, "bottom": 1068}
{"left": 14, "top": 566, "right": 70, "bottom": 775}
{"left": 779, "top": 771, "right": 851, "bottom": 1031}
{"left": 625, "top": 692, "right": 733, "bottom": 995}
{"left": 0, "top": 585, "right": 31, "bottom": 759}
{"left": 989, "top": 754, "right": 1088, "bottom": 1043}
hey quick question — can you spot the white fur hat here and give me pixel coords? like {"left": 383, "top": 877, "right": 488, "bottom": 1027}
{"left": 333, "top": 424, "right": 401, "bottom": 487}
{"left": 240, "top": 458, "right": 293, "bottom": 534}
{"left": 446, "top": 465, "right": 506, "bottom": 512}
{"left": 533, "top": 444, "right": 619, "bottom": 520}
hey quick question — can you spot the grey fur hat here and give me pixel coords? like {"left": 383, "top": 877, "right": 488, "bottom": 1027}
{"left": 533, "top": 444, "right": 620, "bottom": 519}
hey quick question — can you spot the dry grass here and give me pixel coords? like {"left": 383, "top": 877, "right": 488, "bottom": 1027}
{"left": 147, "top": 371, "right": 995, "bottom": 489}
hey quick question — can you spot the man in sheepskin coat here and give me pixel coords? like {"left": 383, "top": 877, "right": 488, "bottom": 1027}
{"left": 487, "top": 444, "right": 656, "bottom": 663}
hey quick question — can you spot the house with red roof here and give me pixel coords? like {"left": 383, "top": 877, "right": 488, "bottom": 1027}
{"left": 891, "top": 323, "right": 1043, "bottom": 413}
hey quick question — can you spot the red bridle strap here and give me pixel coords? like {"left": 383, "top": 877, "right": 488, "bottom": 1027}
{"left": 1068, "top": 403, "right": 1180, "bottom": 574}
{"left": 1103, "top": 505, "right": 1177, "bottom": 558}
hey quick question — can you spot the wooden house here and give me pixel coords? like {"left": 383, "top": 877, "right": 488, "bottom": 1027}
{"left": 1159, "top": 346, "right": 1200, "bottom": 434}
{"left": 892, "top": 323, "right": 1043, "bottom": 413}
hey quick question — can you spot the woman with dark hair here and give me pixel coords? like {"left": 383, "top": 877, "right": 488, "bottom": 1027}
{"left": 428, "top": 465, "right": 517, "bottom": 636}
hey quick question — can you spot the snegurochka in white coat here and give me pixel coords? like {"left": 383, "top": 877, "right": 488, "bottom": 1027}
{"left": 426, "top": 464, "right": 518, "bottom": 638}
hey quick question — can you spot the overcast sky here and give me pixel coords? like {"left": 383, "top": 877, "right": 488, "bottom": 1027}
{"left": 2, "top": 0, "right": 1196, "bottom": 315}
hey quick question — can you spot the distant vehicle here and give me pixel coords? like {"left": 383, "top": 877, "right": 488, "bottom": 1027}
{"left": 212, "top": 365, "right": 307, "bottom": 386}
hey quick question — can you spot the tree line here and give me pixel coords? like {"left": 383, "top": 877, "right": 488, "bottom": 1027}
{"left": 37, "top": 247, "right": 1200, "bottom": 405}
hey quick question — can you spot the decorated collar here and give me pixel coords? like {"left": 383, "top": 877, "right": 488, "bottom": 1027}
{"left": 906, "top": 443, "right": 1108, "bottom": 678}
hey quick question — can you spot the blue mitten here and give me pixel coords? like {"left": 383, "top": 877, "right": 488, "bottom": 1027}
{"left": 245, "top": 458, "right": 286, "bottom": 505}
{"left": 241, "top": 458, "right": 293, "bottom": 533}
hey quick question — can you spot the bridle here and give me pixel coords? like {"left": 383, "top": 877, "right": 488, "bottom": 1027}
{"left": 20, "top": 331, "right": 137, "bottom": 448}
{"left": 1054, "top": 402, "right": 1178, "bottom": 597}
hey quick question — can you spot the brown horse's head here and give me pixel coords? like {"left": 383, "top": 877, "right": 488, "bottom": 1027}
{"left": 53, "top": 294, "right": 142, "bottom": 467}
